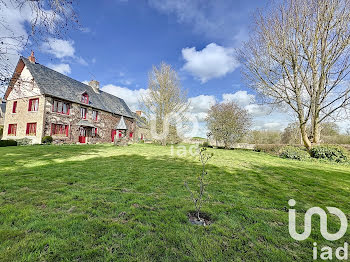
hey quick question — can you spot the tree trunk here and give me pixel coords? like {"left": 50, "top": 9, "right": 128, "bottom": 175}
{"left": 300, "top": 122, "right": 312, "bottom": 152}
{"left": 312, "top": 117, "right": 321, "bottom": 144}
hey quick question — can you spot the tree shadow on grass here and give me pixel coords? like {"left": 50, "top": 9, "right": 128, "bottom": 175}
{"left": 0, "top": 144, "right": 111, "bottom": 172}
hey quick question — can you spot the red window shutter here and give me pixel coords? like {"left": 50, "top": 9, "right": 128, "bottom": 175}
{"left": 12, "top": 101, "right": 17, "bottom": 113}
{"left": 28, "top": 99, "right": 32, "bottom": 111}
{"left": 65, "top": 125, "right": 69, "bottom": 136}
{"left": 67, "top": 104, "right": 70, "bottom": 115}
{"left": 26, "top": 123, "right": 29, "bottom": 135}
{"left": 8, "top": 125, "right": 11, "bottom": 135}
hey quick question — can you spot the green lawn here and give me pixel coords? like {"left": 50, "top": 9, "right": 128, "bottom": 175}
{"left": 0, "top": 143, "right": 349, "bottom": 261}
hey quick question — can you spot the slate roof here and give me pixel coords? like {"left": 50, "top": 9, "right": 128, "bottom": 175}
{"left": 20, "top": 57, "right": 134, "bottom": 118}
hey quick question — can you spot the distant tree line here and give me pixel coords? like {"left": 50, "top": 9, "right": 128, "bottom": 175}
{"left": 241, "top": 122, "right": 350, "bottom": 145}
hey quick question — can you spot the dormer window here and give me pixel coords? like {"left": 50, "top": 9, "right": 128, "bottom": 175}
{"left": 81, "top": 93, "right": 89, "bottom": 104}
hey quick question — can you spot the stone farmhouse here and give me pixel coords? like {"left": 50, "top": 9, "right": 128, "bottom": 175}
{"left": 2, "top": 52, "right": 145, "bottom": 144}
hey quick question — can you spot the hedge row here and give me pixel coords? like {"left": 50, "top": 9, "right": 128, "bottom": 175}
{"left": 254, "top": 144, "right": 349, "bottom": 162}
{"left": 0, "top": 140, "right": 17, "bottom": 147}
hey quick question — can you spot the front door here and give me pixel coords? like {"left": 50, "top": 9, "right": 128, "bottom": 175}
{"left": 79, "top": 127, "right": 86, "bottom": 143}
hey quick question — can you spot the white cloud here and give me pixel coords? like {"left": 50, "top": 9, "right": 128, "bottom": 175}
{"left": 222, "top": 91, "right": 254, "bottom": 107}
{"left": 189, "top": 95, "right": 216, "bottom": 113}
{"left": 41, "top": 38, "right": 88, "bottom": 68}
{"left": 47, "top": 63, "right": 71, "bottom": 75}
{"left": 188, "top": 95, "right": 216, "bottom": 121}
{"left": 182, "top": 43, "right": 239, "bottom": 83}
{"left": 41, "top": 38, "right": 75, "bottom": 58}
{"left": 101, "top": 84, "right": 148, "bottom": 111}
{"left": 245, "top": 104, "right": 269, "bottom": 117}
{"left": 221, "top": 90, "right": 269, "bottom": 117}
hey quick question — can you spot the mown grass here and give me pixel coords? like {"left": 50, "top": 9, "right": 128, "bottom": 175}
{"left": 0, "top": 143, "right": 349, "bottom": 261}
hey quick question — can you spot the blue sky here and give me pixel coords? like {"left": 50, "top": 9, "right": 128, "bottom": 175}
{"left": 39, "top": 0, "right": 267, "bottom": 96}
{"left": 3, "top": 0, "right": 348, "bottom": 136}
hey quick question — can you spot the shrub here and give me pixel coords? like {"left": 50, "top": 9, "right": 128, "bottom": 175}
{"left": 42, "top": 136, "right": 53, "bottom": 144}
{"left": 201, "top": 141, "right": 209, "bottom": 148}
{"left": 0, "top": 140, "right": 17, "bottom": 147}
{"left": 280, "top": 146, "right": 310, "bottom": 160}
{"left": 310, "top": 145, "right": 348, "bottom": 163}
{"left": 254, "top": 144, "right": 283, "bottom": 155}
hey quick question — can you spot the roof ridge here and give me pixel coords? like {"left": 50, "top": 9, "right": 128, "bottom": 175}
{"left": 21, "top": 56, "right": 93, "bottom": 89}
{"left": 20, "top": 56, "right": 134, "bottom": 118}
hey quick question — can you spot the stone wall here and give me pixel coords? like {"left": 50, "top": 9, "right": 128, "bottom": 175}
{"left": 44, "top": 96, "right": 135, "bottom": 144}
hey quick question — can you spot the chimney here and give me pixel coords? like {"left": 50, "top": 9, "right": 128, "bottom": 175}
{"left": 28, "top": 51, "right": 35, "bottom": 63}
{"left": 136, "top": 110, "right": 142, "bottom": 116}
{"left": 88, "top": 80, "right": 100, "bottom": 93}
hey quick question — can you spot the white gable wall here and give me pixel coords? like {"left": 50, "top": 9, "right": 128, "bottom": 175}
{"left": 3, "top": 65, "right": 45, "bottom": 144}
{"left": 7, "top": 65, "right": 41, "bottom": 100}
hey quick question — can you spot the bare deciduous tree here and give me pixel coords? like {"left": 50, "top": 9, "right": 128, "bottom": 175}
{"left": 140, "top": 62, "right": 189, "bottom": 145}
{"left": 240, "top": 0, "right": 350, "bottom": 151}
{"left": 0, "top": 0, "right": 78, "bottom": 94}
{"left": 206, "top": 102, "right": 251, "bottom": 149}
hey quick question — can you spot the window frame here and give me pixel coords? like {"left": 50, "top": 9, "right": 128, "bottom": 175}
{"left": 80, "top": 107, "right": 87, "bottom": 119}
{"left": 51, "top": 124, "right": 69, "bottom": 137}
{"left": 28, "top": 98, "right": 39, "bottom": 112}
{"left": 92, "top": 127, "right": 98, "bottom": 137}
{"left": 52, "top": 99, "right": 70, "bottom": 115}
{"left": 81, "top": 93, "right": 89, "bottom": 104}
{"left": 8, "top": 124, "right": 17, "bottom": 136}
{"left": 26, "top": 122, "right": 37, "bottom": 136}
{"left": 92, "top": 110, "right": 98, "bottom": 121}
